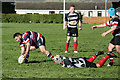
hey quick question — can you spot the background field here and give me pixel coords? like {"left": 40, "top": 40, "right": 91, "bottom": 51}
{"left": 2, "top": 23, "right": 119, "bottom": 79}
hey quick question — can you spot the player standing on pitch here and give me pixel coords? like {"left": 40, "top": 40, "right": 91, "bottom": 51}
{"left": 13, "top": 31, "right": 54, "bottom": 63}
{"left": 64, "top": 5, "right": 82, "bottom": 53}
{"left": 91, "top": 8, "right": 120, "bottom": 66}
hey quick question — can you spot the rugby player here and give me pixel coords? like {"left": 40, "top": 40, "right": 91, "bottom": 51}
{"left": 13, "top": 31, "right": 54, "bottom": 63}
{"left": 91, "top": 8, "right": 120, "bottom": 66}
{"left": 54, "top": 51, "right": 117, "bottom": 68}
{"left": 64, "top": 5, "right": 82, "bottom": 53}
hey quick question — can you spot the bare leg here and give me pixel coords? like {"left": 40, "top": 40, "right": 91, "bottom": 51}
{"left": 73, "top": 37, "right": 77, "bottom": 42}
{"left": 73, "top": 37, "right": 77, "bottom": 52}
{"left": 66, "top": 36, "right": 71, "bottom": 43}
{"left": 108, "top": 43, "right": 115, "bottom": 52}
{"left": 116, "top": 45, "right": 120, "bottom": 54}
{"left": 39, "top": 46, "right": 54, "bottom": 60}
{"left": 107, "top": 43, "right": 115, "bottom": 66}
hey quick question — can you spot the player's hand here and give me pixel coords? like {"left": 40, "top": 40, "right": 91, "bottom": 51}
{"left": 91, "top": 26, "right": 97, "bottom": 30}
{"left": 23, "top": 54, "right": 27, "bottom": 59}
{"left": 101, "top": 32, "right": 107, "bottom": 37}
{"left": 54, "top": 62, "right": 59, "bottom": 64}
{"left": 64, "top": 26, "right": 67, "bottom": 29}
{"left": 79, "top": 27, "right": 82, "bottom": 30}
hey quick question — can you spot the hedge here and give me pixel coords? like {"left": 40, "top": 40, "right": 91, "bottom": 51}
{"left": 2, "top": 13, "right": 82, "bottom": 23}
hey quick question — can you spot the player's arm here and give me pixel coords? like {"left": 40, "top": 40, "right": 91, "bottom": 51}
{"left": 79, "top": 20, "right": 82, "bottom": 30}
{"left": 101, "top": 25, "right": 117, "bottom": 37}
{"left": 19, "top": 43, "right": 25, "bottom": 55}
{"left": 64, "top": 14, "right": 68, "bottom": 29}
{"left": 64, "top": 21, "right": 67, "bottom": 29}
{"left": 91, "top": 23, "right": 106, "bottom": 30}
{"left": 78, "top": 13, "right": 82, "bottom": 30}
{"left": 21, "top": 47, "right": 25, "bottom": 55}
{"left": 23, "top": 42, "right": 30, "bottom": 59}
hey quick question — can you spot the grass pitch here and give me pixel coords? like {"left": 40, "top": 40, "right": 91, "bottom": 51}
{"left": 2, "top": 23, "right": 119, "bottom": 79}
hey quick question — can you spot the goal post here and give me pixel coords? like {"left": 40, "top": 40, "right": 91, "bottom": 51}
{"left": 63, "top": 0, "right": 65, "bottom": 30}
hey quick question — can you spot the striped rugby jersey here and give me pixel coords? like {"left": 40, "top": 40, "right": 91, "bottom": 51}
{"left": 19, "top": 31, "right": 42, "bottom": 48}
{"left": 105, "top": 16, "right": 120, "bottom": 36}
{"left": 65, "top": 12, "right": 80, "bottom": 28}
{"left": 62, "top": 57, "right": 86, "bottom": 68}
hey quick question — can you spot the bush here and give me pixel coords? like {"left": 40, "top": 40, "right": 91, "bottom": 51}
{"left": 2, "top": 13, "right": 82, "bottom": 24}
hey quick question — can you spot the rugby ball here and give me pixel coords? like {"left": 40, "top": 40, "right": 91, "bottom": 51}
{"left": 18, "top": 55, "right": 25, "bottom": 64}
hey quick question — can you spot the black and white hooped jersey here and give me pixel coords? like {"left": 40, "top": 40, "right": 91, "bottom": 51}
{"left": 19, "top": 31, "right": 42, "bottom": 48}
{"left": 105, "top": 16, "right": 120, "bottom": 36}
{"left": 65, "top": 12, "right": 80, "bottom": 28}
{"left": 62, "top": 57, "right": 86, "bottom": 68}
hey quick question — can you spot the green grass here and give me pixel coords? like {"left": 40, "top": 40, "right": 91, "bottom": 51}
{"left": 2, "top": 23, "right": 119, "bottom": 79}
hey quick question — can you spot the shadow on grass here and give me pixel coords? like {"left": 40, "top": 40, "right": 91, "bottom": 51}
{"left": 114, "top": 64, "right": 120, "bottom": 66}
{"left": 27, "top": 60, "right": 53, "bottom": 63}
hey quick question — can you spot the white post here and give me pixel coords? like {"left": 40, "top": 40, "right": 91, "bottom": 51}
{"left": 63, "top": 0, "right": 65, "bottom": 29}
{"left": 105, "top": 0, "right": 107, "bottom": 23}
{"left": 0, "top": 1, "right": 2, "bottom": 80}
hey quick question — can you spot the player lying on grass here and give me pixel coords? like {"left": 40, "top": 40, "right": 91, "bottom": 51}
{"left": 91, "top": 8, "right": 120, "bottom": 66}
{"left": 13, "top": 31, "right": 54, "bottom": 63}
{"left": 54, "top": 51, "right": 117, "bottom": 68}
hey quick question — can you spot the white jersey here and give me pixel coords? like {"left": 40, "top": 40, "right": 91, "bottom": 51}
{"left": 62, "top": 57, "right": 86, "bottom": 68}
{"left": 65, "top": 12, "right": 80, "bottom": 28}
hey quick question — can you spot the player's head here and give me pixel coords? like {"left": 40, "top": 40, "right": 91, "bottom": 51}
{"left": 70, "top": 5, "right": 75, "bottom": 13}
{"left": 13, "top": 33, "right": 22, "bottom": 42}
{"left": 54, "top": 55, "right": 63, "bottom": 64}
{"left": 108, "top": 8, "right": 116, "bottom": 17}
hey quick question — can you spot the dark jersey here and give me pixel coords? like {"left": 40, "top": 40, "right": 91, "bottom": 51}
{"left": 65, "top": 12, "right": 80, "bottom": 28}
{"left": 19, "top": 31, "right": 42, "bottom": 48}
{"left": 105, "top": 16, "right": 120, "bottom": 36}
{"left": 62, "top": 57, "right": 86, "bottom": 68}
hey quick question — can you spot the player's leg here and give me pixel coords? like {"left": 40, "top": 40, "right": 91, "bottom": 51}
{"left": 108, "top": 43, "right": 115, "bottom": 51}
{"left": 72, "top": 28, "right": 78, "bottom": 53}
{"left": 65, "top": 36, "right": 71, "bottom": 53}
{"left": 73, "top": 37, "right": 78, "bottom": 53}
{"left": 38, "top": 36, "right": 54, "bottom": 60}
{"left": 116, "top": 45, "right": 120, "bottom": 54}
{"left": 65, "top": 28, "right": 71, "bottom": 53}
{"left": 107, "top": 45, "right": 120, "bottom": 66}
{"left": 96, "top": 52, "right": 116, "bottom": 68}
{"left": 39, "top": 46, "right": 54, "bottom": 60}
{"left": 88, "top": 51, "right": 104, "bottom": 62}
{"left": 114, "top": 36, "right": 120, "bottom": 54}
{"left": 108, "top": 37, "right": 120, "bottom": 66}
{"left": 84, "top": 59, "right": 97, "bottom": 68}
{"left": 107, "top": 42, "right": 115, "bottom": 66}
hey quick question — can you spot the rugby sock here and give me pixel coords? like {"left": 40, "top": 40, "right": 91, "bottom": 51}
{"left": 88, "top": 54, "right": 97, "bottom": 62}
{"left": 74, "top": 42, "right": 77, "bottom": 51}
{"left": 109, "top": 58, "right": 113, "bottom": 63}
{"left": 47, "top": 53, "right": 54, "bottom": 60}
{"left": 108, "top": 51, "right": 114, "bottom": 65}
{"left": 66, "top": 43, "right": 69, "bottom": 51}
{"left": 98, "top": 55, "right": 109, "bottom": 67}
{"left": 109, "top": 57, "right": 114, "bottom": 65}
